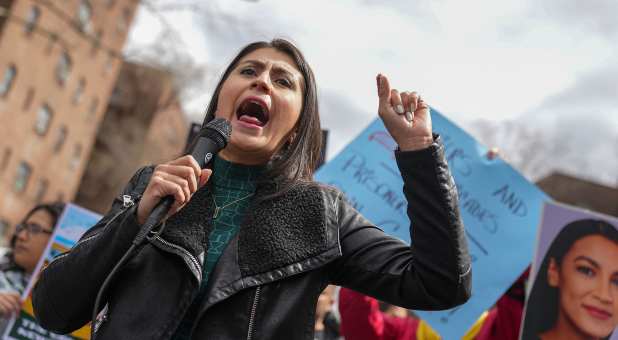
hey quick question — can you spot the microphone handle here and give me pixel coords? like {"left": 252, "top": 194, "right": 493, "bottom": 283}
{"left": 133, "top": 196, "right": 174, "bottom": 245}
{"left": 133, "top": 135, "right": 221, "bottom": 245}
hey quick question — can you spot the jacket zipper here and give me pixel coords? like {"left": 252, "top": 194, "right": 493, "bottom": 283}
{"left": 151, "top": 235, "right": 202, "bottom": 283}
{"left": 246, "top": 286, "right": 261, "bottom": 340}
{"left": 92, "top": 303, "right": 109, "bottom": 334}
{"left": 46, "top": 195, "right": 137, "bottom": 267}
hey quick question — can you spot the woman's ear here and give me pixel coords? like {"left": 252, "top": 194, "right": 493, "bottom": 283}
{"left": 547, "top": 258, "right": 560, "bottom": 287}
{"left": 288, "top": 131, "right": 297, "bottom": 145}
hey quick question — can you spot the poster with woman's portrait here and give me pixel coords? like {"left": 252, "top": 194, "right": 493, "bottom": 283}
{"left": 521, "top": 201, "right": 618, "bottom": 340}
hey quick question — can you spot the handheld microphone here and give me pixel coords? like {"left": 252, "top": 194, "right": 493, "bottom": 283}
{"left": 91, "top": 118, "right": 231, "bottom": 339}
{"left": 133, "top": 118, "right": 232, "bottom": 244}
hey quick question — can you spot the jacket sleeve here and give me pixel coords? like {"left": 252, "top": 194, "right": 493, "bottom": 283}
{"left": 32, "top": 166, "right": 154, "bottom": 334}
{"left": 329, "top": 136, "right": 472, "bottom": 310}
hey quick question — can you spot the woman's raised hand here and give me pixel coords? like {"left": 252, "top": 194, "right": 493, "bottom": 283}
{"left": 137, "top": 155, "right": 212, "bottom": 225}
{"left": 376, "top": 74, "right": 433, "bottom": 151}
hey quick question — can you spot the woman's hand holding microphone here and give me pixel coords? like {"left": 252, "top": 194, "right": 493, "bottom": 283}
{"left": 137, "top": 155, "right": 212, "bottom": 225}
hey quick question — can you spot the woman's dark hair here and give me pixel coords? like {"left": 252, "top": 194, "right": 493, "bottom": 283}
{"left": 200, "top": 39, "right": 322, "bottom": 197}
{"left": 522, "top": 218, "right": 618, "bottom": 340}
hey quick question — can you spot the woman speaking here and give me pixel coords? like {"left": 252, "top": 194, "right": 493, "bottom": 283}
{"left": 32, "top": 39, "right": 471, "bottom": 339}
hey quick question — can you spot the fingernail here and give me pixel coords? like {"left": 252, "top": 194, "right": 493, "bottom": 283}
{"left": 396, "top": 105, "right": 404, "bottom": 114}
{"left": 405, "top": 111, "right": 414, "bottom": 123}
{"left": 410, "top": 102, "right": 417, "bottom": 112}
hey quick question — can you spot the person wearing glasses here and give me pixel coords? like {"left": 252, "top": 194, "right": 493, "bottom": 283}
{"left": 0, "top": 202, "right": 64, "bottom": 331}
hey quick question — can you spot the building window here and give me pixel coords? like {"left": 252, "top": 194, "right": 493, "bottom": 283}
{"left": 14, "top": 161, "right": 32, "bottom": 193}
{"left": 88, "top": 97, "right": 98, "bottom": 117}
{"left": 104, "top": 52, "right": 114, "bottom": 74}
{"left": 35, "top": 104, "right": 53, "bottom": 136}
{"left": 116, "top": 8, "right": 130, "bottom": 33}
{"left": 55, "top": 52, "right": 71, "bottom": 85}
{"left": 24, "top": 6, "right": 40, "bottom": 34}
{"left": 77, "top": 0, "right": 92, "bottom": 32}
{"left": 0, "top": 65, "right": 17, "bottom": 97}
{"left": 53, "top": 126, "right": 68, "bottom": 152}
{"left": 110, "top": 86, "right": 121, "bottom": 102}
{"left": 23, "top": 87, "right": 34, "bottom": 111}
{"left": 91, "top": 29, "right": 102, "bottom": 56}
{"left": 72, "top": 78, "right": 85, "bottom": 104}
{"left": 70, "top": 144, "right": 82, "bottom": 170}
{"left": 0, "top": 148, "right": 11, "bottom": 173}
{"left": 35, "top": 178, "right": 49, "bottom": 203}
{"left": 45, "top": 33, "right": 58, "bottom": 55}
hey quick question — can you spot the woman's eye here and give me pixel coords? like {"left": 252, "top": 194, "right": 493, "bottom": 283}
{"left": 240, "top": 68, "right": 256, "bottom": 76}
{"left": 576, "top": 266, "right": 595, "bottom": 277}
{"left": 611, "top": 277, "right": 618, "bottom": 287}
{"left": 275, "top": 78, "right": 292, "bottom": 88}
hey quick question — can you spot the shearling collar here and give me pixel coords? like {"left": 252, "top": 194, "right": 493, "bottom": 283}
{"left": 159, "top": 180, "right": 333, "bottom": 277}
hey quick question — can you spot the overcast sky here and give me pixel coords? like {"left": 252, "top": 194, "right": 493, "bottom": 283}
{"left": 126, "top": 0, "right": 617, "bottom": 186}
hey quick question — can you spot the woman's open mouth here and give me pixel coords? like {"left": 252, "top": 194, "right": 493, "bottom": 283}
{"left": 236, "top": 98, "right": 270, "bottom": 128}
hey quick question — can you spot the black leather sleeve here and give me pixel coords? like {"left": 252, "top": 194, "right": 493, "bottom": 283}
{"left": 32, "top": 166, "right": 154, "bottom": 334}
{"left": 329, "top": 136, "right": 472, "bottom": 310}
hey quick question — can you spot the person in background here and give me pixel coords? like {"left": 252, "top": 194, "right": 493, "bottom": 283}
{"left": 338, "top": 287, "right": 441, "bottom": 340}
{"left": 314, "top": 285, "right": 340, "bottom": 340}
{"left": 0, "top": 202, "right": 64, "bottom": 332}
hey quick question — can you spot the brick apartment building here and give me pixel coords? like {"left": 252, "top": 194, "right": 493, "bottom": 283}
{"left": 0, "top": 0, "right": 138, "bottom": 238}
{"left": 74, "top": 61, "right": 189, "bottom": 215}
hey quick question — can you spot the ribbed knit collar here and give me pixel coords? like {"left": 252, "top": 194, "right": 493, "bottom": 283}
{"left": 211, "top": 156, "right": 264, "bottom": 191}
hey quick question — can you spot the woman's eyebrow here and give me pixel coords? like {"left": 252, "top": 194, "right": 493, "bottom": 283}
{"left": 242, "top": 59, "right": 297, "bottom": 78}
{"left": 574, "top": 255, "right": 600, "bottom": 268}
{"left": 241, "top": 59, "right": 264, "bottom": 68}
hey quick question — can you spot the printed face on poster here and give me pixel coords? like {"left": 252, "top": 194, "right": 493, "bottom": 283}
{"left": 520, "top": 202, "right": 618, "bottom": 340}
{"left": 2, "top": 204, "right": 101, "bottom": 340}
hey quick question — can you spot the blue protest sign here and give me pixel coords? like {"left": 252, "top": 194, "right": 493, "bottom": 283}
{"left": 315, "top": 109, "right": 548, "bottom": 339}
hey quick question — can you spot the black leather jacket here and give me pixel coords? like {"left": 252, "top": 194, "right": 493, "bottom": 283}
{"left": 33, "top": 138, "right": 471, "bottom": 339}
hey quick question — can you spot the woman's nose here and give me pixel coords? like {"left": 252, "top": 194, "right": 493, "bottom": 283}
{"left": 16, "top": 228, "right": 29, "bottom": 241}
{"left": 594, "top": 278, "right": 613, "bottom": 304}
{"left": 251, "top": 72, "right": 273, "bottom": 94}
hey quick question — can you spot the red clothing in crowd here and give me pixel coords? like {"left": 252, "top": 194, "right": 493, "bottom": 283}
{"left": 339, "top": 267, "right": 530, "bottom": 340}
{"left": 475, "top": 267, "right": 530, "bottom": 340}
{"left": 339, "top": 288, "right": 419, "bottom": 340}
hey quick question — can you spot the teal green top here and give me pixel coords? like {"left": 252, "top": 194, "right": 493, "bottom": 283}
{"left": 172, "top": 156, "right": 263, "bottom": 339}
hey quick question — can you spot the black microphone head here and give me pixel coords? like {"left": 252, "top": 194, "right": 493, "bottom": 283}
{"left": 202, "top": 118, "right": 232, "bottom": 149}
